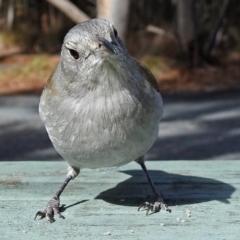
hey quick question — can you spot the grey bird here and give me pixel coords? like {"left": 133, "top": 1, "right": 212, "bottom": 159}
{"left": 35, "top": 18, "right": 171, "bottom": 222}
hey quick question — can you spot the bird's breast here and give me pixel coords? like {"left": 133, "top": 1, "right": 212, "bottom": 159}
{"left": 40, "top": 82, "right": 162, "bottom": 168}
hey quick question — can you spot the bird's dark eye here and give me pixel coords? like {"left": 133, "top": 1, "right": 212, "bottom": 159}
{"left": 69, "top": 49, "right": 80, "bottom": 60}
{"left": 113, "top": 28, "right": 118, "bottom": 37}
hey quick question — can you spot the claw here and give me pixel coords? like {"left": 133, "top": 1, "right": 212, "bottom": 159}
{"left": 138, "top": 196, "right": 171, "bottom": 215}
{"left": 35, "top": 196, "right": 64, "bottom": 222}
{"left": 53, "top": 207, "right": 65, "bottom": 219}
{"left": 34, "top": 210, "right": 46, "bottom": 220}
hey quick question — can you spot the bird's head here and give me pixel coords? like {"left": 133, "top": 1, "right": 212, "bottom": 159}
{"left": 61, "top": 18, "right": 128, "bottom": 74}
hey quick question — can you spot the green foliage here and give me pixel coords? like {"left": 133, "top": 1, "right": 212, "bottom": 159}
{"left": 142, "top": 56, "right": 171, "bottom": 78}
{"left": 16, "top": 55, "right": 51, "bottom": 77}
{"left": 0, "top": 31, "right": 22, "bottom": 49}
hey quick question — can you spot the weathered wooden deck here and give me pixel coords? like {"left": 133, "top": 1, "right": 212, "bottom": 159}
{"left": 0, "top": 160, "right": 239, "bottom": 239}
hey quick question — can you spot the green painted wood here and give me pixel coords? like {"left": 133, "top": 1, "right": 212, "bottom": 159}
{"left": 0, "top": 160, "right": 239, "bottom": 240}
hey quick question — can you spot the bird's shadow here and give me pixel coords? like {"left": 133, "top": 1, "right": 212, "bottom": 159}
{"left": 59, "top": 169, "right": 235, "bottom": 213}
{"left": 59, "top": 200, "right": 89, "bottom": 212}
{"left": 94, "top": 170, "right": 235, "bottom": 207}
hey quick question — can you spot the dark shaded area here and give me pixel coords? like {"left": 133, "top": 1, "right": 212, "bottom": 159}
{"left": 0, "top": 95, "right": 61, "bottom": 161}
{"left": 95, "top": 169, "right": 235, "bottom": 207}
{"left": 147, "top": 90, "right": 240, "bottom": 160}
{"left": 0, "top": 90, "right": 240, "bottom": 161}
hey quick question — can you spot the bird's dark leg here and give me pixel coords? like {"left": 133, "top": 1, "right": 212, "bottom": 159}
{"left": 136, "top": 157, "right": 171, "bottom": 215}
{"left": 35, "top": 166, "right": 79, "bottom": 222}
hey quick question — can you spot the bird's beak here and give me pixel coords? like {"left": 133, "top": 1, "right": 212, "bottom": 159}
{"left": 97, "top": 36, "right": 117, "bottom": 54}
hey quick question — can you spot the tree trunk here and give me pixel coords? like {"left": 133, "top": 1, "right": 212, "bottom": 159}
{"left": 45, "top": 0, "right": 90, "bottom": 24}
{"left": 204, "top": 0, "right": 231, "bottom": 59}
{"left": 97, "top": 0, "right": 130, "bottom": 41}
{"left": 177, "top": 0, "right": 197, "bottom": 65}
{"left": 7, "top": 0, "right": 14, "bottom": 30}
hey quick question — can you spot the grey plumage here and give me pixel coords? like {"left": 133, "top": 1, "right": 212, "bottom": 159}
{"left": 35, "top": 18, "right": 170, "bottom": 222}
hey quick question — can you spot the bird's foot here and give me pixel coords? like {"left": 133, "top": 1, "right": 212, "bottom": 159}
{"left": 34, "top": 196, "right": 65, "bottom": 223}
{"left": 138, "top": 193, "right": 171, "bottom": 215}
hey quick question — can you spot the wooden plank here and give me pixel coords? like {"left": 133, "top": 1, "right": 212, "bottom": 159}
{"left": 0, "top": 160, "right": 239, "bottom": 240}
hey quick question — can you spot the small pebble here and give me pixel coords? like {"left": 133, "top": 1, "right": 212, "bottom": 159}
{"left": 186, "top": 209, "right": 191, "bottom": 217}
{"left": 103, "top": 231, "right": 111, "bottom": 236}
{"left": 181, "top": 220, "right": 185, "bottom": 223}
{"left": 160, "top": 223, "right": 165, "bottom": 227}
{"left": 131, "top": 229, "right": 135, "bottom": 233}
{"left": 177, "top": 217, "right": 181, "bottom": 221}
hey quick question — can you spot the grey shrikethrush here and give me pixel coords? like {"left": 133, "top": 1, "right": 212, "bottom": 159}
{"left": 35, "top": 18, "right": 171, "bottom": 222}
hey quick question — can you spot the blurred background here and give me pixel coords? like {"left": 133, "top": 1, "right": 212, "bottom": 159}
{"left": 0, "top": 0, "right": 240, "bottom": 161}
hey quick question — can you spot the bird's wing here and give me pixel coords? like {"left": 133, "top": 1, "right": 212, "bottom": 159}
{"left": 138, "top": 61, "right": 160, "bottom": 93}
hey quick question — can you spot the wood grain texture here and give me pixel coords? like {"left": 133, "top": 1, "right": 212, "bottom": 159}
{"left": 0, "top": 160, "right": 239, "bottom": 240}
